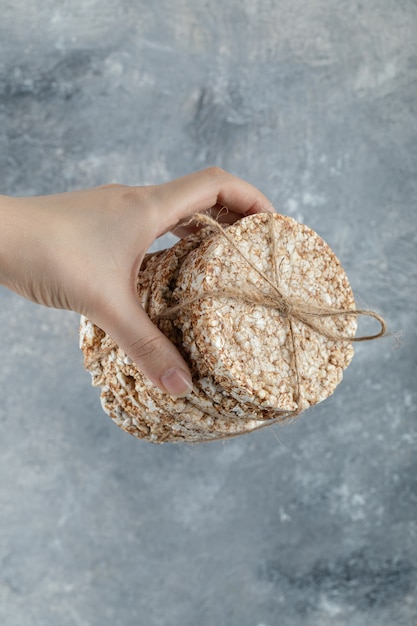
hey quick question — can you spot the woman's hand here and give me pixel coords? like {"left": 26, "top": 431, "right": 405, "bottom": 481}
{"left": 0, "top": 167, "right": 273, "bottom": 396}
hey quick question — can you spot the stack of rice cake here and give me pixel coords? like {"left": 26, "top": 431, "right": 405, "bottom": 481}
{"left": 80, "top": 213, "right": 357, "bottom": 443}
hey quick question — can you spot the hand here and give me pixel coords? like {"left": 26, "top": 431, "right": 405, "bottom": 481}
{"left": 0, "top": 167, "right": 274, "bottom": 395}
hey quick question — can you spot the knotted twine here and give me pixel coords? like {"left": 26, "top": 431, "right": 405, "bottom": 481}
{"left": 162, "top": 212, "right": 386, "bottom": 341}
{"left": 159, "top": 212, "right": 387, "bottom": 416}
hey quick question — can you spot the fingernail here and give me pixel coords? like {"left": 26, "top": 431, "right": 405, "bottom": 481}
{"left": 264, "top": 202, "right": 276, "bottom": 213}
{"left": 160, "top": 368, "right": 193, "bottom": 397}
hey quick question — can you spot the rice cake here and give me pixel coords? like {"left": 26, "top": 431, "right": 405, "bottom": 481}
{"left": 173, "top": 213, "right": 356, "bottom": 413}
{"left": 145, "top": 231, "right": 288, "bottom": 422}
{"left": 80, "top": 239, "right": 272, "bottom": 442}
{"left": 80, "top": 212, "right": 358, "bottom": 443}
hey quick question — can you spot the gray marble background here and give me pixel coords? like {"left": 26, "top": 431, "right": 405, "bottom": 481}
{"left": 0, "top": 1, "right": 416, "bottom": 625}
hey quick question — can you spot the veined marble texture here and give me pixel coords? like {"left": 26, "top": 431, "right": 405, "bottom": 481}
{"left": 0, "top": 1, "right": 416, "bottom": 625}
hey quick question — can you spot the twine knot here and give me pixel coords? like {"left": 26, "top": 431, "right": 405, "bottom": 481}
{"left": 161, "top": 212, "right": 387, "bottom": 344}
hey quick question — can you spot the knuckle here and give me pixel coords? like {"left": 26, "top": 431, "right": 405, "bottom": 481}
{"left": 96, "top": 183, "right": 133, "bottom": 211}
{"left": 204, "top": 166, "right": 227, "bottom": 181}
{"left": 99, "top": 183, "right": 125, "bottom": 190}
{"left": 119, "top": 185, "right": 141, "bottom": 207}
{"left": 97, "top": 184, "right": 142, "bottom": 208}
{"left": 127, "top": 334, "right": 166, "bottom": 364}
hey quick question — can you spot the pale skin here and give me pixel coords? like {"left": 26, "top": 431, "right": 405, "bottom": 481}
{"left": 0, "top": 167, "right": 274, "bottom": 396}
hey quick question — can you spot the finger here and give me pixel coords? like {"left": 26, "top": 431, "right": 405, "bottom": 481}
{"left": 95, "top": 289, "right": 193, "bottom": 397}
{"left": 150, "top": 167, "right": 274, "bottom": 235}
{"left": 172, "top": 201, "right": 278, "bottom": 238}
{"left": 172, "top": 207, "right": 246, "bottom": 238}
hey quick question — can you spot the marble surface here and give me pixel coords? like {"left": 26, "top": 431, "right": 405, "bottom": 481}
{"left": 0, "top": 1, "right": 416, "bottom": 624}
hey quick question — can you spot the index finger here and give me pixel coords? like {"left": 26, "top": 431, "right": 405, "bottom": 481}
{"left": 149, "top": 167, "right": 274, "bottom": 235}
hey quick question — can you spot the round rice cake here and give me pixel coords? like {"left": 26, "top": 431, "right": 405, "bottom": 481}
{"left": 99, "top": 355, "right": 270, "bottom": 443}
{"left": 176, "top": 305, "right": 293, "bottom": 421}
{"left": 81, "top": 212, "right": 357, "bottom": 443}
{"left": 145, "top": 231, "right": 288, "bottom": 423}
{"left": 99, "top": 385, "right": 202, "bottom": 443}
{"left": 81, "top": 237, "right": 271, "bottom": 443}
{"left": 174, "top": 213, "right": 357, "bottom": 413}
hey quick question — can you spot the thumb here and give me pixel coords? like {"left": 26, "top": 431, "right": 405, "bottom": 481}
{"left": 97, "top": 290, "right": 193, "bottom": 397}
